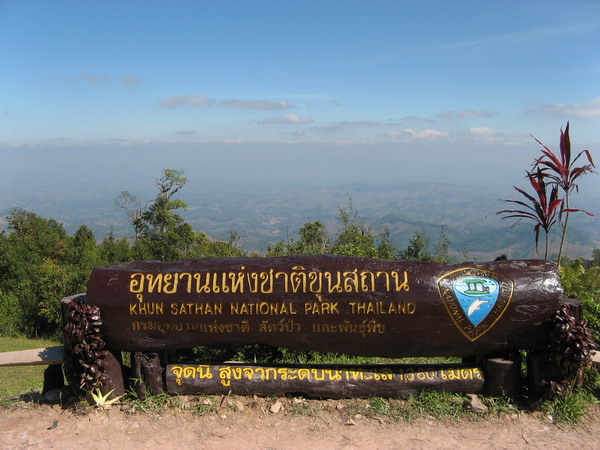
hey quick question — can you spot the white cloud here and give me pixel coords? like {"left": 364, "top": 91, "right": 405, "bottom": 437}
{"left": 533, "top": 96, "right": 600, "bottom": 119}
{"left": 159, "top": 95, "right": 213, "bottom": 108}
{"left": 221, "top": 99, "right": 295, "bottom": 110}
{"left": 469, "top": 127, "right": 497, "bottom": 136}
{"left": 438, "top": 110, "right": 497, "bottom": 120}
{"left": 121, "top": 73, "right": 142, "bottom": 87}
{"left": 387, "top": 128, "right": 449, "bottom": 140}
{"left": 259, "top": 113, "right": 314, "bottom": 124}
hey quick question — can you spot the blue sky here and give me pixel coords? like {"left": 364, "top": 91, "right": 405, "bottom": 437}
{"left": 1, "top": 0, "right": 599, "bottom": 194}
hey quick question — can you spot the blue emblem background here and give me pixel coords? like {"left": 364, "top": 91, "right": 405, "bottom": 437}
{"left": 451, "top": 276, "right": 500, "bottom": 326}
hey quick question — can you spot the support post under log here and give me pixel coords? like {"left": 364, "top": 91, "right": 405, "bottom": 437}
{"left": 484, "top": 355, "right": 521, "bottom": 397}
{"left": 132, "top": 352, "right": 164, "bottom": 399}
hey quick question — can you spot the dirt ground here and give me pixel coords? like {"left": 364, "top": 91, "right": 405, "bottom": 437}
{"left": 1, "top": 395, "right": 600, "bottom": 450}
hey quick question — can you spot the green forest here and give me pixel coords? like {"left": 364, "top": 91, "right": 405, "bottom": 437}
{"left": 1, "top": 168, "right": 599, "bottom": 341}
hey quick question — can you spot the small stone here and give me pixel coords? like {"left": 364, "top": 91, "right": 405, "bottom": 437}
{"left": 220, "top": 414, "right": 227, "bottom": 419}
{"left": 345, "top": 419, "right": 356, "bottom": 426}
{"left": 353, "top": 414, "right": 362, "bottom": 419}
{"left": 178, "top": 395, "right": 192, "bottom": 409}
{"left": 336, "top": 403, "right": 345, "bottom": 410}
{"left": 202, "top": 398, "right": 212, "bottom": 405}
{"left": 235, "top": 400, "right": 245, "bottom": 412}
{"left": 292, "top": 397, "right": 304, "bottom": 404}
{"left": 466, "top": 394, "right": 488, "bottom": 413}
{"left": 270, "top": 400, "right": 283, "bottom": 414}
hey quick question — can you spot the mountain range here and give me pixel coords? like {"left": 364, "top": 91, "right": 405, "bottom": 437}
{"left": 1, "top": 181, "right": 598, "bottom": 261}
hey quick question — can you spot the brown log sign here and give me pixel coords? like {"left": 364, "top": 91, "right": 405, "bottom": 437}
{"left": 165, "top": 363, "right": 485, "bottom": 398}
{"left": 86, "top": 256, "right": 563, "bottom": 357}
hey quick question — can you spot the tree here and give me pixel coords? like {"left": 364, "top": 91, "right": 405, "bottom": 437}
{"left": 67, "top": 225, "right": 102, "bottom": 293}
{"left": 400, "top": 229, "right": 432, "bottom": 261}
{"left": 1, "top": 209, "right": 71, "bottom": 337}
{"left": 99, "top": 230, "right": 132, "bottom": 264}
{"left": 114, "top": 191, "right": 143, "bottom": 239}
{"left": 135, "top": 169, "right": 200, "bottom": 261}
{"left": 532, "top": 123, "right": 596, "bottom": 266}
{"left": 332, "top": 198, "right": 382, "bottom": 258}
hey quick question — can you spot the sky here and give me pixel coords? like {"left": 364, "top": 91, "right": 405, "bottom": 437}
{"left": 1, "top": 0, "right": 599, "bottom": 199}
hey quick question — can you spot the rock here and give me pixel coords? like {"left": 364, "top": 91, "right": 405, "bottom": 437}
{"left": 345, "top": 419, "right": 356, "bottom": 426}
{"left": 178, "top": 395, "right": 192, "bottom": 409}
{"left": 292, "top": 397, "right": 304, "bottom": 405}
{"left": 202, "top": 398, "right": 212, "bottom": 405}
{"left": 270, "top": 400, "right": 283, "bottom": 414}
{"left": 466, "top": 394, "right": 488, "bottom": 413}
{"left": 336, "top": 403, "right": 345, "bottom": 410}
{"left": 235, "top": 400, "right": 245, "bottom": 412}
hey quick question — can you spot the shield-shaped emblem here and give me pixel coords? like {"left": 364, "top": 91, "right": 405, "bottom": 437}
{"left": 437, "top": 268, "right": 514, "bottom": 341}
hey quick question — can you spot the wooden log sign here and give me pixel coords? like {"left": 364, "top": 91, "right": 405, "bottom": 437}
{"left": 166, "top": 363, "right": 485, "bottom": 398}
{"left": 86, "top": 256, "right": 563, "bottom": 357}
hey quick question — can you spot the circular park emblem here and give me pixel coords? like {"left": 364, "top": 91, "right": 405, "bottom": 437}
{"left": 437, "top": 268, "right": 514, "bottom": 341}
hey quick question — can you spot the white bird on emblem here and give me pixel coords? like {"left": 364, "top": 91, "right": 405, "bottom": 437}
{"left": 467, "top": 299, "right": 490, "bottom": 317}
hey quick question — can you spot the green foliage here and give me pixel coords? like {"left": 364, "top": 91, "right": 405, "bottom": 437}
{"left": 400, "top": 228, "right": 451, "bottom": 263}
{"left": 99, "top": 230, "right": 132, "bottom": 264}
{"left": 268, "top": 199, "right": 396, "bottom": 259}
{"left": 559, "top": 258, "right": 600, "bottom": 340}
{"left": 0, "top": 290, "right": 22, "bottom": 337}
{"left": 332, "top": 198, "right": 389, "bottom": 258}
{"left": 124, "top": 388, "right": 175, "bottom": 413}
{"left": 541, "top": 389, "right": 596, "bottom": 425}
{"left": 406, "top": 390, "right": 472, "bottom": 421}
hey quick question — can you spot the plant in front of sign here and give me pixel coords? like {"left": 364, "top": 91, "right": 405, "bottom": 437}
{"left": 90, "top": 388, "right": 122, "bottom": 410}
{"left": 497, "top": 169, "right": 563, "bottom": 260}
{"left": 532, "top": 123, "right": 596, "bottom": 266}
{"left": 548, "top": 305, "right": 598, "bottom": 396}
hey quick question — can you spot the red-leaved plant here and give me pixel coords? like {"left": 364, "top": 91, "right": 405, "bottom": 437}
{"left": 532, "top": 122, "right": 596, "bottom": 266}
{"left": 498, "top": 169, "right": 563, "bottom": 260}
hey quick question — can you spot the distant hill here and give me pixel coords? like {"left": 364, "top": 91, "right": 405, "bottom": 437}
{"left": 1, "top": 181, "right": 598, "bottom": 260}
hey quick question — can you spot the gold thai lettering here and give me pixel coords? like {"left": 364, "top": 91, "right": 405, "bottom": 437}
{"left": 360, "top": 271, "right": 375, "bottom": 292}
{"left": 343, "top": 269, "right": 359, "bottom": 292}
{"left": 128, "top": 268, "right": 411, "bottom": 295}
{"left": 162, "top": 273, "right": 178, "bottom": 294}
{"left": 229, "top": 269, "right": 245, "bottom": 293}
{"left": 145, "top": 273, "right": 163, "bottom": 293}
{"left": 312, "top": 319, "right": 385, "bottom": 335}
{"left": 391, "top": 270, "right": 410, "bottom": 291}
{"left": 169, "top": 365, "right": 482, "bottom": 386}
{"left": 290, "top": 266, "right": 307, "bottom": 293}
{"left": 258, "top": 318, "right": 301, "bottom": 332}
{"left": 219, "top": 367, "right": 231, "bottom": 386}
{"left": 179, "top": 272, "right": 193, "bottom": 293}
{"left": 260, "top": 269, "right": 274, "bottom": 293}
{"left": 324, "top": 271, "right": 343, "bottom": 293}
{"left": 130, "top": 273, "right": 145, "bottom": 293}
{"left": 308, "top": 271, "right": 323, "bottom": 293}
